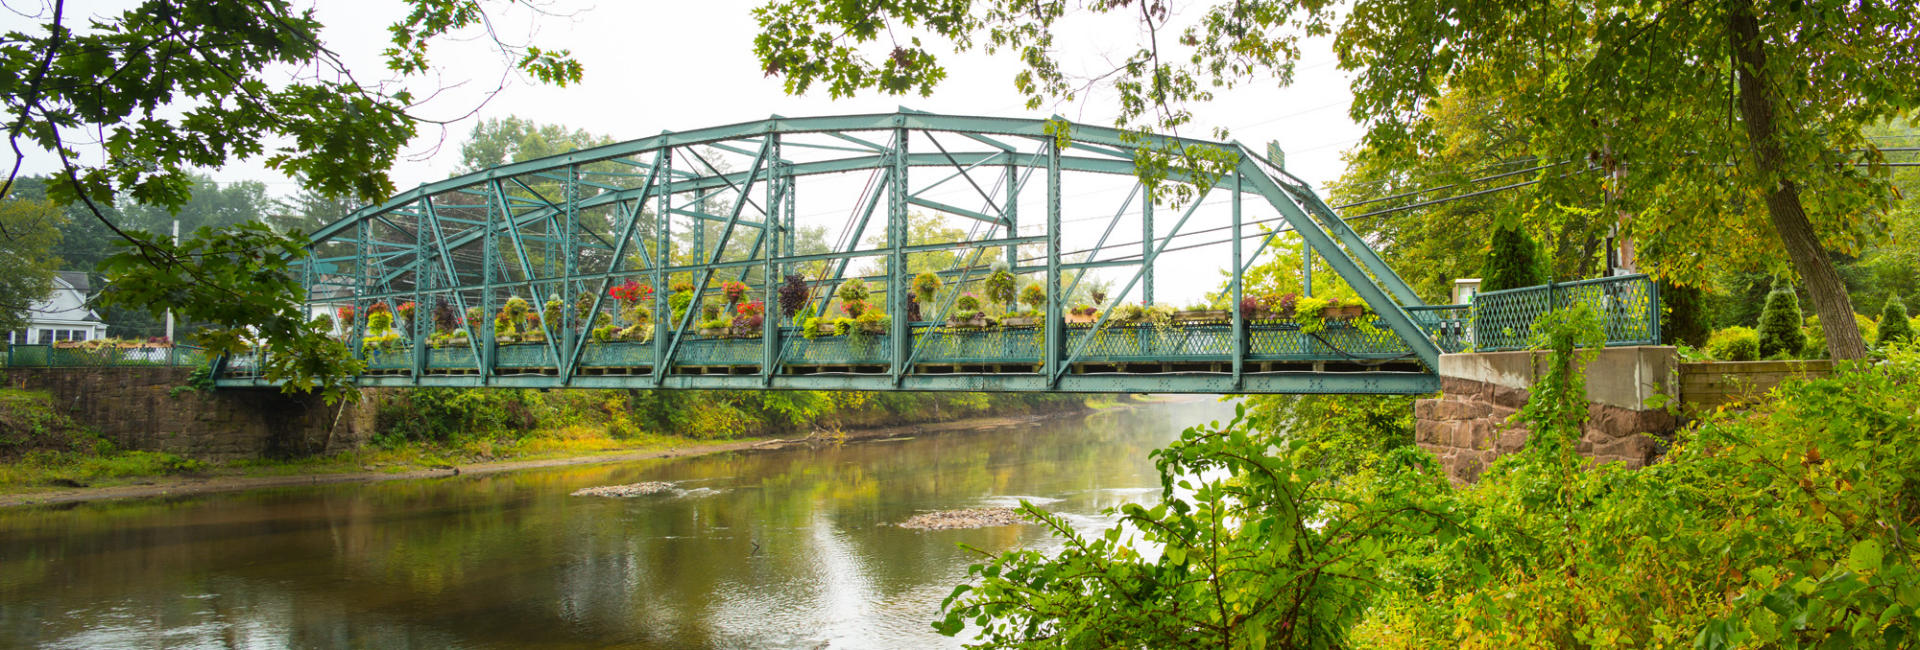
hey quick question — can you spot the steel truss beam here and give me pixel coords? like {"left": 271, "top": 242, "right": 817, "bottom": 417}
{"left": 260, "top": 110, "right": 1441, "bottom": 396}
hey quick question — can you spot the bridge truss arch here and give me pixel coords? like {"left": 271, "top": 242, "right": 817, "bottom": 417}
{"left": 219, "top": 110, "right": 1461, "bottom": 394}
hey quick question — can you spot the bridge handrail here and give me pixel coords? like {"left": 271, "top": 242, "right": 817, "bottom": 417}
{"left": 2, "top": 343, "right": 211, "bottom": 369}
{"left": 1469, "top": 274, "right": 1661, "bottom": 352}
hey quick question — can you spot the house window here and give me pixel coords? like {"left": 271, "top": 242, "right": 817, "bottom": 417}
{"left": 39, "top": 329, "right": 55, "bottom": 344}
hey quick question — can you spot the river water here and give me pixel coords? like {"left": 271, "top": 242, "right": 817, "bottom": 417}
{"left": 0, "top": 398, "right": 1236, "bottom": 649}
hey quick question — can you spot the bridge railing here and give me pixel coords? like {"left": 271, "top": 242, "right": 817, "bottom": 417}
{"left": 3, "top": 343, "right": 211, "bottom": 369}
{"left": 1468, "top": 274, "right": 1661, "bottom": 352}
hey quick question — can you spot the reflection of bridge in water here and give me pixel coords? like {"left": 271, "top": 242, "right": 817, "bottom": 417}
{"left": 212, "top": 111, "right": 1658, "bottom": 394}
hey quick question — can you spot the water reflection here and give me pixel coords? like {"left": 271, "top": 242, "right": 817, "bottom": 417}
{"left": 0, "top": 398, "right": 1235, "bottom": 649}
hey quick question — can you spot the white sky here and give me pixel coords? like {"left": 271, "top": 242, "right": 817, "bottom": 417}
{"left": 3, "top": 1, "right": 1368, "bottom": 305}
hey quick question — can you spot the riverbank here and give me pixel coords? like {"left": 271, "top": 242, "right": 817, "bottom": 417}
{"left": 0, "top": 395, "right": 1134, "bottom": 508}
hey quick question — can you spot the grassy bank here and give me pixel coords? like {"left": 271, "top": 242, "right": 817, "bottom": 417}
{"left": 0, "top": 386, "right": 1096, "bottom": 495}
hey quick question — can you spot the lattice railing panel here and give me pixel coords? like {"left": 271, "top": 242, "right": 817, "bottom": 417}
{"left": 917, "top": 328, "right": 1043, "bottom": 365}
{"left": 579, "top": 341, "right": 653, "bottom": 367}
{"left": 1472, "top": 275, "right": 1659, "bottom": 352}
{"left": 785, "top": 333, "right": 891, "bottom": 365}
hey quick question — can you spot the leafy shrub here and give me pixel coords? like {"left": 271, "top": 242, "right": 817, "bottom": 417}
{"left": 1706, "top": 326, "right": 1761, "bottom": 361}
{"left": 1879, "top": 296, "right": 1912, "bottom": 347}
{"left": 1757, "top": 281, "right": 1806, "bottom": 358}
{"left": 1480, "top": 223, "right": 1545, "bottom": 292}
{"left": 955, "top": 292, "right": 982, "bottom": 311}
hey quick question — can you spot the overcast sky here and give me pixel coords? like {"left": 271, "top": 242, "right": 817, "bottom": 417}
{"left": 5, "top": 1, "right": 1365, "bottom": 195}
{"left": 4, "top": 1, "right": 1369, "bottom": 305}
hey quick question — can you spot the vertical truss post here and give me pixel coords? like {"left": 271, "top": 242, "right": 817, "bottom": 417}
{"left": 1004, "top": 155, "right": 1019, "bottom": 274}
{"left": 1232, "top": 172, "right": 1245, "bottom": 388}
{"left": 561, "top": 165, "right": 578, "bottom": 383}
{"left": 1142, "top": 192, "right": 1154, "bottom": 306}
{"left": 653, "top": 148, "right": 673, "bottom": 383}
{"left": 764, "top": 134, "right": 782, "bottom": 383}
{"left": 1043, "top": 140, "right": 1062, "bottom": 386}
{"left": 412, "top": 201, "right": 429, "bottom": 382}
{"left": 353, "top": 220, "right": 368, "bottom": 369}
{"left": 888, "top": 125, "right": 910, "bottom": 385}
{"left": 1302, "top": 233, "right": 1313, "bottom": 297}
{"left": 482, "top": 190, "right": 498, "bottom": 383}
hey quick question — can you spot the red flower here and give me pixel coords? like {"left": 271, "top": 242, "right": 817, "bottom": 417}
{"left": 338, "top": 306, "right": 355, "bottom": 321}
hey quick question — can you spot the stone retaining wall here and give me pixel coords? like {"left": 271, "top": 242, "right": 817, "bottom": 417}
{"left": 5, "top": 367, "right": 375, "bottom": 460}
{"left": 1414, "top": 346, "right": 1680, "bottom": 484}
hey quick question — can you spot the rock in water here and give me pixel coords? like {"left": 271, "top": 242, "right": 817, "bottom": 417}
{"left": 898, "top": 507, "right": 1026, "bottom": 530}
{"left": 571, "top": 481, "right": 675, "bottom": 497}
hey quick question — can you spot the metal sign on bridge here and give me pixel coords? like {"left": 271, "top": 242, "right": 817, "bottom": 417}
{"left": 211, "top": 111, "right": 1651, "bottom": 394}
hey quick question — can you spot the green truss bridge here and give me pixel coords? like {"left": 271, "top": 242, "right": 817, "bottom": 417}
{"left": 211, "top": 111, "right": 1660, "bottom": 395}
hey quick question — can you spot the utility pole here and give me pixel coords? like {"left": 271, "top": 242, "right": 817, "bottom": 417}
{"left": 165, "top": 219, "right": 177, "bottom": 342}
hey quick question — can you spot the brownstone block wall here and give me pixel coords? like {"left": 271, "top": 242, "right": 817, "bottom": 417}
{"left": 5, "top": 367, "right": 375, "bottom": 460}
{"left": 1415, "top": 376, "right": 1675, "bottom": 484}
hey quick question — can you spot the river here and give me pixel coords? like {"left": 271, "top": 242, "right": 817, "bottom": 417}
{"left": 0, "top": 397, "right": 1237, "bottom": 649}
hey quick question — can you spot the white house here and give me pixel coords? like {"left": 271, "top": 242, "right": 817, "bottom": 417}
{"left": 8, "top": 272, "right": 109, "bottom": 345}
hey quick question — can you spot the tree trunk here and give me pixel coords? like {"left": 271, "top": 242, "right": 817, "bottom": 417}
{"left": 1728, "top": 1, "right": 1867, "bottom": 360}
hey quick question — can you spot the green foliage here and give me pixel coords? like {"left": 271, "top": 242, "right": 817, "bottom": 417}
{"left": 938, "top": 404, "right": 1459, "bottom": 647}
{"left": 1480, "top": 223, "right": 1546, "bottom": 293}
{"left": 1879, "top": 296, "right": 1913, "bottom": 347}
{"left": 1659, "top": 278, "right": 1712, "bottom": 347}
{"left": 1707, "top": 326, "right": 1762, "bottom": 361}
{"left": 1759, "top": 282, "right": 1808, "bottom": 358}
{"left": 1018, "top": 283, "right": 1045, "bottom": 312}
{"left": 984, "top": 266, "right": 1017, "bottom": 312}
{"left": 0, "top": 196, "right": 64, "bottom": 334}
{"left": 95, "top": 222, "right": 362, "bottom": 403}
{"left": 836, "top": 278, "right": 870, "bottom": 305}
{"left": 373, "top": 389, "right": 536, "bottom": 445}
{"left": 912, "top": 271, "right": 942, "bottom": 304}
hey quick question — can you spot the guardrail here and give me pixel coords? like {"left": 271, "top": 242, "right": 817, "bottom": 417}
{"left": 3, "top": 344, "right": 210, "bottom": 368}
{"left": 1469, "top": 274, "right": 1660, "bottom": 352}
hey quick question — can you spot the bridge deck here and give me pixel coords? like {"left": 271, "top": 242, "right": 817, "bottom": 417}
{"left": 213, "top": 318, "right": 1442, "bottom": 394}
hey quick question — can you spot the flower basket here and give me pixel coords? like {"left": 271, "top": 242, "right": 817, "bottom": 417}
{"left": 1064, "top": 312, "right": 1098, "bottom": 325}
{"left": 699, "top": 326, "right": 729, "bottom": 337}
{"left": 1173, "top": 309, "right": 1229, "bottom": 322}
{"left": 945, "top": 313, "right": 989, "bottom": 329}
{"left": 1320, "top": 304, "right": 1366, "bottom": 321}
{"left": 1001, "top": 316, "right": 1040, "bottom": 328}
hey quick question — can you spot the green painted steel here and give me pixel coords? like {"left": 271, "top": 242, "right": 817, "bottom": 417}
{"left": 212, "top": 110, "right": 1659, "bottom": 395}
{"left": 1471, "top": 274, "right": 1661, "bottom": 351}
{"left": 4, "top": 344, "right": 209, "bottom": 368}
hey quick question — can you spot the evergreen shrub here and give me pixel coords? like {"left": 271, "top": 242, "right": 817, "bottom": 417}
{"left": 1757, "top": 282, "right": 1806, "bottom": 358}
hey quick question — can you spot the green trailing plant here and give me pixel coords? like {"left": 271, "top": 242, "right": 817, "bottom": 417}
{"left": 1294, "top": 295, "right": 1330, "bottom": 333}
{"left": 955, "top": 292, "right": 982, "bottom": 312}
{"left": 854, "top": 310, "right": 889, "bottom": 334}
{"left": 590, "top": 325, "right": 615, "bottom": 343}
{"left": 913, "top": 271, "right": 942, "bottom": 304}
{"left": 700, "top": 298, "right": 723, "bottom": 321}
{"left": 543, "top": 299, "right": 564, "bottom": 334}
{"left": 1758, "top": 281, "right": 1807, "bottom": 358}
{"left": 985, "top": 264, "right": 1017, "bottom": 312}
{"left": 1019, "top": 283, "right": 1046, "bottom": 313}
{"left": 313, "top": 313, "right": 334, "bottom": 334}
{"left": 1878, "top": 296, "right": 1912, "bottom": 347}
{"left": 1707, "top": 326, "right": 1762, "bottom": 361}
{"left": 668, "top": 290, "right": 694, "bottom": 324}
{"left": 1481, "top": 222, "right": 1546, "bottom": 292}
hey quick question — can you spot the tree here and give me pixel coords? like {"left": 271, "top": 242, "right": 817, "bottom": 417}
{"left": 0, "top": 1, "right": 584, "bottom": 401}
{"left": 1880, "top": 297, "right": 1913, "bottom": 347}
{"left": 1758, "top": 281, "right": 1806, "bottom": 359}
{"left": 1480, "top": 224, "right": 1545, "bottom": 293}
{"left": 0, "top": 196, "right": 64, "bottom": 335}
{"left": 753, "top": 0, "right": 1920, "bottom": 360}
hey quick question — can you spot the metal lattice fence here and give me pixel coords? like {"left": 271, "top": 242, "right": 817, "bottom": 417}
{"left": 3, "top": 344, "right": 210, "bottom": 368}
{"left": 1469, "top": 274, "right": 1660, "bottom": 352}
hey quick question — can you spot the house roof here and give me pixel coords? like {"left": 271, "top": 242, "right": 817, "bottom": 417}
{"left": 56, "top": 271, "right": 89, "bottom": 294}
